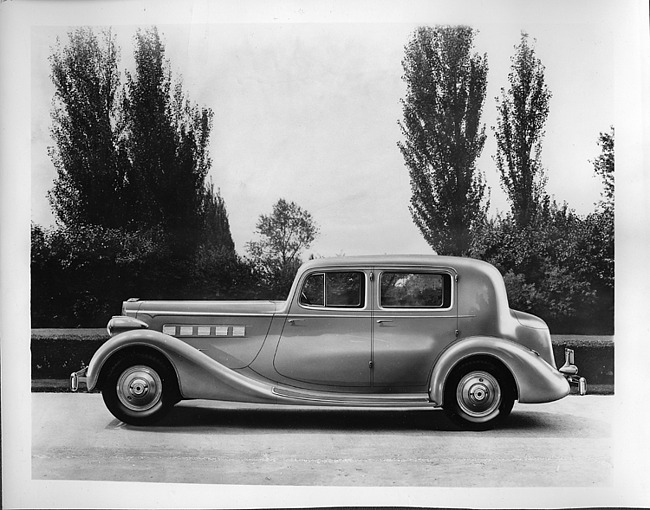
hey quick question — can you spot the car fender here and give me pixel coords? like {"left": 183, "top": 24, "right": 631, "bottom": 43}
{"left": 86, "top": 329, "right": 279, "bottom": 404}
{"left": 428, "top": 336, "right": 570, "bottom": 405}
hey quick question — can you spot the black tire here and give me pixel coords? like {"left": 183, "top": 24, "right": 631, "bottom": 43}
{"left": 101, "top": 352, "right": 179, "bottom": 426}
{"left": 443, "top": 359, "right": 515, "bottom": 431}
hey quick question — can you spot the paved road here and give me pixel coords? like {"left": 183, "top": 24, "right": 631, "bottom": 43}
{"left": 32, "top": 393, "right": 612, "bottom": 487}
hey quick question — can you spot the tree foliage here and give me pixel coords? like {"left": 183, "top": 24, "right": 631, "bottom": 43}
{"left": 199, "top": 181, "right": 236, "bottom": 253}
{"left": 36, "top": 26, "right": 615, "bottom": 335}
{"left": 398, "top": 25, "right": 489, "bottom": 256}
{"left": 246, "top": 199, "right": 319, "bottom": 298}
{"left": 47, "top": 26, "right": 234, "bottom": 253}
{"left": 31, "top": 222, "right": 251, "bottom": 327}
{"left": 592, "top": 126, "right": 614, "bottom": 214}
{"left": 493, "top": 32, "right": 552, "bottom": 228}
{"left": 470, "top": 126, "right": 615, "bottom": 334}
{"left": 31, "top": 222, "right": 167, "bottom": 326}
{"left": 122, "top": 28, "right": 227, "bottom": 250}
{"left": 471, "top": 206, "right": 597, "bottom": 331}
{"left": 48, "top": 28, "right": 130, "bottom": 228}
{"left": 34, "top": 26, "right": 240, "bottom": 326}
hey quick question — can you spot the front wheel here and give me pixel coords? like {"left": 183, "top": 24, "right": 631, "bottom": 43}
{"left": 443, "top": 359, "right": 515, "bottom": 430}
{"left": 102, "top": 353, "right": 179, "bottom": 426}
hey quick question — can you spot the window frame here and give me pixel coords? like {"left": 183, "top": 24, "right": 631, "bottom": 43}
{"left": 298, "top": 270, "right": 368, "bottom": 310}
{"left": 377, "top": 270, "right": 454, "bottom": 311}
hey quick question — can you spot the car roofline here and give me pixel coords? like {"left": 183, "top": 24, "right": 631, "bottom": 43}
{"left": 298, "top": 254, "right": 490, "bottom": 271}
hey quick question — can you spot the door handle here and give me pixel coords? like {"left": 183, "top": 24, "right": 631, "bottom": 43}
{"left": 376, "top": 319, "right": 394, "bottom": 324}
{"left": 288, "top": 318, "right": 305, "bottom": 325}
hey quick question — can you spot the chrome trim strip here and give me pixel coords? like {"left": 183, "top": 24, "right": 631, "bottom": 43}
{"left": 163, "top": 324, "right": 247, "bottom": 338}
{"left": 272, "top": 387, "right": 432, "bottom": 405}
{"left": 287, "top": 313, "right": 468, "bottom": 319}
{"left": 285, "top": 313, "right": 473, "bottom": 319}
{"left": 138, "top": 310, "right": 276, "bottom": 317}
{"left": 373, "top": 314, "right": 458, "bottom": 319}
{"left": 142, "top": 311, "right": 474, "bottom": 320}
{"left": 287, "top": 313, "right": 372, "bottom": 319}
{"left": 298, "top": 305, "right": 370, "bottom": 312}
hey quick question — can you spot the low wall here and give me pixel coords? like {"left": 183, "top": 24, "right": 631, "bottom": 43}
{"left": 551, "top": 335, "right": 614, "bottom": 394}
{"left": 32, "top": 329, "right": 108, "bottom": 380}
{"left": 31, "top": 330, "right": 614, "bottom": 393}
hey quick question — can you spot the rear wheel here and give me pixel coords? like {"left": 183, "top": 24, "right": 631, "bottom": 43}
{"left": 102, "top": 352, "right": 178, "bottom": 426}
{"left": 443, "top": 359, "right": 515, "bottom": 430}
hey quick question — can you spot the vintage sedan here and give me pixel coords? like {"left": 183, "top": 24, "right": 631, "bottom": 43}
{"left": 71, "top": 255, "right": 586, "bottom": 430}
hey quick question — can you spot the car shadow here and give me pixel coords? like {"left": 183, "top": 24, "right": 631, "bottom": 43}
{"left": 156, "top": 405, "right": 457, "bottom": 432}
{"left": 109, "top": 401, "right": 602, "bottom": 436}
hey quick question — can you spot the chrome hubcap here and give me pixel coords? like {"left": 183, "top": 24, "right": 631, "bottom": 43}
{"left": 456, "top": 370, "right": 501, "bottom": 421}
{"left": 116, "top": 365, "right": 162, "bottom": 412}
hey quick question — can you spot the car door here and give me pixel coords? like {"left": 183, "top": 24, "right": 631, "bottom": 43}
{"left": 273, "top": 269, "right": 372, "bottom": 387}
{"left": 371, "top": 268, "right": 458, "bottom": 389}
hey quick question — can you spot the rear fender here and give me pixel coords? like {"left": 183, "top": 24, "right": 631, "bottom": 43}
{"left": 87, "top": 329, "right": 278, "bottom": 403}
{"left": 429, "top": 336, "right": 570, "bottom": 405}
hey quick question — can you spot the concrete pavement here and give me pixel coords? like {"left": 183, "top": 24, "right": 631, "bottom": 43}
{"left": 33, "top": 393, "right": 613, "bottom": 487}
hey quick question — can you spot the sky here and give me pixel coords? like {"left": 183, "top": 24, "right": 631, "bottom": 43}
{"left": 30, "top": 14, "right": 615, "bottom": 258}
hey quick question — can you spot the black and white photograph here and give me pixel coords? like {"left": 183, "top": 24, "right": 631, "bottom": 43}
{"left": 1, "top": 0, "right": 649, "bottom": 508}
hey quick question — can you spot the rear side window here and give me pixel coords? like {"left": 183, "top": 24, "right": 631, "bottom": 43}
{"left": 300, "top": 272, "right": 365, "bottom": 308}
{"left": 380, "top": 272, "right": 452, "bottom": 308}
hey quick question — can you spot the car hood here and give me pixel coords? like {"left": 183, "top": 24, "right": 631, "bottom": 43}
{"left": 126, "top": 299, "right": 287, "bottom": 317}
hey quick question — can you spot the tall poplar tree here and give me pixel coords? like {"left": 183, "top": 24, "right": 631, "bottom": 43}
{"left": 39, "top": 26, "right": 239, "bottom": 325}
{"left": 493, "top": 32, "right": 552, "bottom": 228}
{"left": 200, "top": 181, "right": 236, "bottom": 253}
{"left": 121, "top": 27, "right": 233, "bottom": 252}
{"left": 398, "top": 25, "right": 489, "bottom": 256}
{"left": 48, "top": 26, "right": 234, "bottom": 253}
{"left": 48, "top": 28, "right": 130, "bottom": 228}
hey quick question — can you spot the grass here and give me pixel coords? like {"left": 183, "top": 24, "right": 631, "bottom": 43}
{"left": 551, "top": 335, "right": 614, "bottom": 347}
{"left": 32, "top": 328, "right": 108, "bottom": 341}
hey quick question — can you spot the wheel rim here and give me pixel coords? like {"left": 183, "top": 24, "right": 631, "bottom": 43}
{"left": 116, "top": 365, "right": 163, "bottom": 412}
{"left": 456, "top": 370, "right": 502, "bottom": 422}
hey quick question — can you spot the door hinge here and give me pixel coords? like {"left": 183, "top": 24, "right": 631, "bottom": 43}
{"left": 455, "top": 329, "right": 459, "bottom": 338}
{"left": 369, "top": 271, "right": 374, "bottom": 281}
{"left": 369, "top": 360, "right": 374, "bottom": 369}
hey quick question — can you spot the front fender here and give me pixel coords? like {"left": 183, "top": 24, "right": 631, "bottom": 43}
{"left": 429, "top": 336, "right": 570, "bottom": 405}
{"left": 86, "top": 329, "right": 279, "bottom": 404}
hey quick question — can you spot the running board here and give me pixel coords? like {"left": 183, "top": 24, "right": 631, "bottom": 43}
{"left": 272, "top": 386, "right": 433, "bottom": 407}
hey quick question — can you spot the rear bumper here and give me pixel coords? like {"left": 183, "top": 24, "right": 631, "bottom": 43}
{"left": 566, "top": 374, "right": 588, "bottom": 395}
{"left": 70, "top": 367, "right": 88, "bottom": 392}
{"left": 559, "top": 348, "right": 587, "bottom": 395}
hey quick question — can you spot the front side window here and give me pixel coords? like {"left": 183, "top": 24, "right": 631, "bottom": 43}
{"left": 380, "top": 272, "right": 451, "bottom": 308}
{"left": 301, "top": 272, "right": 325, "bottom": 306}
{"left": 300, "top": 271, "right": 365, "bottom": 308}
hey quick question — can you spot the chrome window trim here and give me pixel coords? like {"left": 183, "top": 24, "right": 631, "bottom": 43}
{"left": 376, "top": 268, "right": 455, "bottom": 312}
{"left": 297, "top": 269, "right": 370, "bottom": 312}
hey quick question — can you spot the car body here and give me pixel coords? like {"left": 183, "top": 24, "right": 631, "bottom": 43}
{"left": 71, "top": 255, "right": 586, "bottom": 430}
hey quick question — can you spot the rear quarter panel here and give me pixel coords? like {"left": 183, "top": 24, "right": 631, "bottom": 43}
{"left": 429, "top": 336, "right": 570, "bottom": 405}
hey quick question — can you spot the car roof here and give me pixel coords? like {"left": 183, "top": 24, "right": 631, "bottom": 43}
{"left": 299, "top": 254, "right": 492, "bottom": 271}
